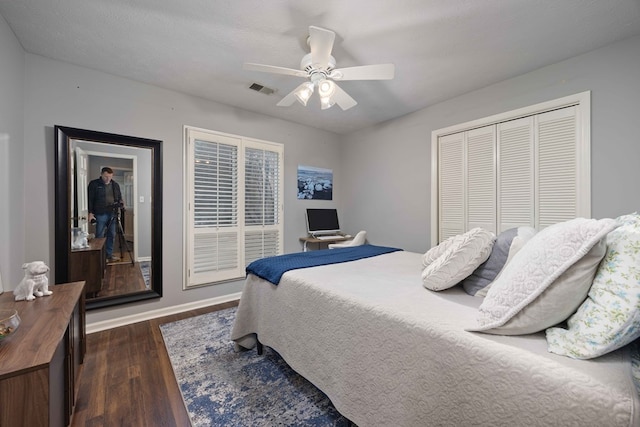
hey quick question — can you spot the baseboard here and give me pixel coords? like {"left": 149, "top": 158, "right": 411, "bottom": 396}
{"left": 86, "top": 292, "right": 242, "bottom": 334}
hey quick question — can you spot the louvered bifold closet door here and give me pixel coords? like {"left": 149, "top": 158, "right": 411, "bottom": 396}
{"left": 466, "top": 125, "right": 497, "bottom": 233}
{"left": 536, "top": 106, "right": 579, "bottom": 228}
{"left": 244, "top": 140, "right": 284, "bottom": 266}
{"left": 187, "top": 132, "right": 243, "bottom": 286}
{"left": 497, "top": 116, "right": 535, "bottom": 232}
{"left": 438, "top": 132, "right": 465, "bottom": 243}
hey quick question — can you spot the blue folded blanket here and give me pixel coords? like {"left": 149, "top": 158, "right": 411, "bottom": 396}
{"left": 246, "top": 244, "right": 402, "bottom": 285}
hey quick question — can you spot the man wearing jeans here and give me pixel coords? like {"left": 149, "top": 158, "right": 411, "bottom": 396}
{"left": 88, "top": 167, "right": 124, "bottom": 263}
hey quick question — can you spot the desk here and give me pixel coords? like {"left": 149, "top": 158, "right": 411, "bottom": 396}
{"left": 299, "top": 235, "right": 351, "bottom": 251}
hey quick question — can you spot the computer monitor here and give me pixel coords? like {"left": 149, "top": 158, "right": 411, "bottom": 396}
{"left": 306, "top": 208, "right": 340, "bottom": 235}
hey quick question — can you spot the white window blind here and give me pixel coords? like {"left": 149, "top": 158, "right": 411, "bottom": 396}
{"left": 185, "top": 127, "right": 283, "bottom": 288}
{"left": 431, "top": 92, "right": 590, "bottom": 245}
{"left": 244, "top": 143, "right": 282, "bottom": 265}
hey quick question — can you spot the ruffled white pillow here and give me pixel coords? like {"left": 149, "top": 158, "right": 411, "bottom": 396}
{"left": 422, "top": 234, "right": 463, "bottom": 268}
{"left": 422, "top": 228, "right": 495, "bottom": 291}
{"left": 468, "top": 217, "right": 617, "bottom": 335}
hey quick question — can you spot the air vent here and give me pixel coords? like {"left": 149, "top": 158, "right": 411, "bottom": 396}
{"left": 249, "top": 83, "right": 275, "bottom": 95}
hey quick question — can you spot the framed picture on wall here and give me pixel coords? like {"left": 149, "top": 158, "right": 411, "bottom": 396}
{"left": 297, "top": 165, "right": 333, "bottom": 200}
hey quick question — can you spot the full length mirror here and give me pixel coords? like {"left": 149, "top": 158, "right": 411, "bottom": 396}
{"left": 55, "top": 126, "right": 162, "bottom": 309}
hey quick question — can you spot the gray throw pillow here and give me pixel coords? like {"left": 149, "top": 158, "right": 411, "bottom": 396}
{"left": 461, "top": 228, "right": 518, "bottom": 296}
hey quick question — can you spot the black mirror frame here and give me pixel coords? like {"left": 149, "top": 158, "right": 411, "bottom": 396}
{"left": 54, "top": 125, "right": 163, "bottom": 309}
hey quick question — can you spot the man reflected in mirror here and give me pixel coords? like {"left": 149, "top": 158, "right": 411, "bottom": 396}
{"left": 87, "top": 167, "right": 124, "bottom": 263}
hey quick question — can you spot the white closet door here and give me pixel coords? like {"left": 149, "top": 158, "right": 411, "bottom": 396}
{"left": 497, "top": 116, "right": 535, "bottom": 232}
{"left": 432, "top": 93, "right": 589, "bottom": 246}
{"left": 466, "top": 125, "right": 496, "bottom": 233}
{"left": 536, "top": 106, "right": 578, "bottom": 228}
{"left": 438, "top": 132, "right": 465, "bottom": 242}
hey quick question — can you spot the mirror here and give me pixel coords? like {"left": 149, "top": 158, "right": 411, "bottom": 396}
{"left": 55, "top": 126, "right": 162, "bottom": 309}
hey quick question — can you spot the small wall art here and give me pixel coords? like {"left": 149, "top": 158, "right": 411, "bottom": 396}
{"left": 297, "top": 165, "right": 333, "bottom": 200}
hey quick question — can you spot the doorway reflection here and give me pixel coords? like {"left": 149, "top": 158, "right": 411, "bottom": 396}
{"left": 70, "top": 139, "right": 153, "bottom": 303}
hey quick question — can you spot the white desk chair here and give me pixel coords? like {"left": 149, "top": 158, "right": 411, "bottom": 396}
{"left": 328, "top": 230, "right": 367, "bottom": 249}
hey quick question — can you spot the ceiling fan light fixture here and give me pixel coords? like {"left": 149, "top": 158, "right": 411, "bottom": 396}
{"left": 318, "top": 79, "right": 336, "bottom": 109}
{"left": 320, "top": 96, "right": 335, "bottom": 110}
{"left": 318, "top": 79, "right": 335, "bottom": 97}
{"left": 244, "top": 26, "right": 394, "bottom": 112}
{"left": 295, "top": 82, "right": 314, "bottom": 106}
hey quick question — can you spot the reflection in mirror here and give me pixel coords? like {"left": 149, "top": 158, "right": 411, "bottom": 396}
{"left": 55, "top": 126, "right": 162, "bottom": 310}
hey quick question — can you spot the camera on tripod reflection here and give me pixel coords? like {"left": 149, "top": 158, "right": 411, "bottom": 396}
{"left": 110, "top": 201, "right": 125, "bottom": 211}
{"left": 90, "top": 202, "right": 124, "bottom": 224}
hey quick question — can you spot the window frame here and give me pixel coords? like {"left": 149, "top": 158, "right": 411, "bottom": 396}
{"left": 183, "top": 126, "right": 284, "bottom": 289}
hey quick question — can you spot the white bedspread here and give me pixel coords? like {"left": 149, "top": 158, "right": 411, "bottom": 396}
{"left": 231, "top": 251, "right": 640, "bottom": 426}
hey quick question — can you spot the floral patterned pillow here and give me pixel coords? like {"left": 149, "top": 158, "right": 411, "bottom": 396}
{"left": 546, "top": 213, "right": 640, "bottom": 359}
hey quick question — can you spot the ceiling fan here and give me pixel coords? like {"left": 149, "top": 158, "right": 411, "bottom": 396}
{"left": 244, "top": 26, "right": 395, "bottom": 111}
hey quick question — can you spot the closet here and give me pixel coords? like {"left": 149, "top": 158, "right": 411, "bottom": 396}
{"left": 432, "top": 92, "right": 590, "bottom": 244}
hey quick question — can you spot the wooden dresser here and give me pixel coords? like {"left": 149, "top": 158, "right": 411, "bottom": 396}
{"left": 70, "top": 237, "right": 106, "bottom": 298}
{"left": 0, "top": 281, "right": 86, "bottom": 427}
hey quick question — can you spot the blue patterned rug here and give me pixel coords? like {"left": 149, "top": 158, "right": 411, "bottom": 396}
{"left": 159, "top": 307, "right": 352, "bottom": 426}
{"left": 139, "top": 261, "right": 150, "bottom": 289}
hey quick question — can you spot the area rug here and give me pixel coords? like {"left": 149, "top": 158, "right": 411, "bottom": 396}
{"left": 159, "top": 307, "right": 352, "bottom": 426}
{"left": 139, "top": 261, "right": 150, "bottom": 289}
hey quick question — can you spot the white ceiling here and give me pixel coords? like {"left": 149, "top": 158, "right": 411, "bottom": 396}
{"left": 2, "top": 0, "right": 640, "bottom": 135}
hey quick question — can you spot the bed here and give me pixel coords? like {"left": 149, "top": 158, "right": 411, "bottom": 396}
{"left": 231, "top": 239, "right": 640, "bottom": 426}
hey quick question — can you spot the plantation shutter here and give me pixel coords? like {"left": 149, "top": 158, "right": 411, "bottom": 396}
{"left": 187, "top": 131, "right": 242, "bottom": 285}
{"left": 536, "top": 106, "right": 578, "bottom": 228}
{"left": 185, "top": 127, "right": 284, "bottom": 288}
{"left": 244, "top": 140, "right": 284, "bottom": 266}
{"left": 438, "top": 132, "right": 465, "bottom": 241}
{"left": 497, "top": 116, "right": 535, "bottom": 232}
{"left": 466, "top": 125, "right": 496, "bottom": 233}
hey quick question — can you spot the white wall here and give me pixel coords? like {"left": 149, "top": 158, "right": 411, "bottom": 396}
{"left": 22, "top": 54, "right": 343, "bottom": 324}
{"left": 0, "top": 14, "right": 25, "bottom": 289}
{"left": 341, "top": 34, "right": 640, "bottom": 253}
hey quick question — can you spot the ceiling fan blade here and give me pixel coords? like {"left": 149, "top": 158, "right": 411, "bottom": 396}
{"left": 332, "top": 83, "right": 358, "bottom": 111}
{"left": 330, "top": 63, "right": 395, "bottom": 81}
{"left": 308, "top": 26, "right": 335, "bottom": 69}
{"left": 276, "top": 82, "right": 309, "bottom": 107}
{"left": 243, "top": 63, "right": 307, "bottom": 78}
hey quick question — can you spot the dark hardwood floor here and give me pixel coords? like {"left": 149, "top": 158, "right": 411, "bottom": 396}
{"left": 71, "top": 300, "right": 239, "bottom": 426}
{"left": 98, "top": 261, "right": 148, "bottom": 298}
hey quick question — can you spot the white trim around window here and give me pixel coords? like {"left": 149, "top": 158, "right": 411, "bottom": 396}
{"left": 183, "top": 126, "right": 284, "bottom": 289}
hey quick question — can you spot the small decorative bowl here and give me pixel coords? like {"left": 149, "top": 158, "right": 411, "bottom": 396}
{"left": 0, "top": 309, "right": 20, "bottom": 341}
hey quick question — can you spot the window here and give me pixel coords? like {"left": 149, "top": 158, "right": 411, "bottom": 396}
{"left": 184, "top": 126, "right": 284, "bottom": 288}
{"left": 431, "top": 92, "right": 590, "bottom": 245}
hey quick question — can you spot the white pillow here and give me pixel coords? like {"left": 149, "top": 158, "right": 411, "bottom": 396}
{"left": 422, "top": 234, "right": 462, "bottom": 268}
{"left": 422, "top": 228, "right": 496, "bottom": 291}
{"left": 503, "top": 226, "right": 537, "bottom": 265}
{"left": 546, "top": 213, "right": 640, "bottom": 358}
{"left": 468, "top": 217, "right": 617, "bottom": 334}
